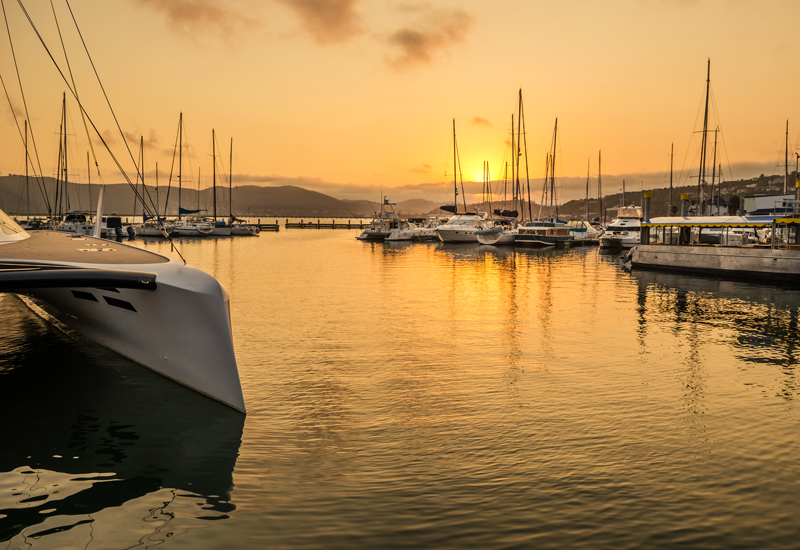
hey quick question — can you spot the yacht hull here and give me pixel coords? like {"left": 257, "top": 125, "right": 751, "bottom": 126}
{"left": 436, "top": 228, "right": 480, "bottom": 243}
{"left": 1, "top": 231, "right": 245, "bottom": 412}
{"left": 630, "top": 244, "right": 800, "bottom": 282}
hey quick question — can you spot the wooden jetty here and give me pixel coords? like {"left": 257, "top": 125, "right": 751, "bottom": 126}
{"left": 284, "top": 219, "right": 369, "bottom": 230}
{"left": 255, "top": 220, "right": 280, "bottom": 232}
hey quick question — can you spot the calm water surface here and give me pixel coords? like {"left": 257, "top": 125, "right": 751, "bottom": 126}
{"left": 2, "top": 230, "right": 800, "bottom": 549}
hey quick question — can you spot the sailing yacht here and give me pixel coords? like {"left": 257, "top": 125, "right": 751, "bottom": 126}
{"left": 227, "top": 138, "right": 260, "bottom": 236}
{"left": 1, "top": 1, "right": 244, "bottom": 411}
{"left": 478, "top": 90, "right": 531, "bottom": 246}
{"left": 515, "top": 117, "right": 573, "bottom": 248}
{"left": 435, "top": 119, "right": 493, "bottom": 243}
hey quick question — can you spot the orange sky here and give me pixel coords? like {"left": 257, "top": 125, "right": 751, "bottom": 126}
{"left": 2, "top": 0, "right": 800, "bottom": 204}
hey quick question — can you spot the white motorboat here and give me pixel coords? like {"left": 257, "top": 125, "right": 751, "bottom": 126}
{"left": 385, "top": 216, "right": 443, "bottom": 241}
{"left": 357, "top": 197, "right": 399, "bottom": 241}
{"left": 599, "top": 206, "right": 643, "bottom": 249}
{"left": 568, "top": 219, "right": 601, "bottom": 240}
{"left": 0, "top": 208, "right": 245, "bottom": 412}
{"left": 435, "top": 212, "right": 492, "bottom": 243}
{"left": 385, "top": 220, "right": 420, "bottom": 241}
{"left": 476, "top": 223, "right": 518, "bottom": 245}
{"left": 58, "top": 212, "right": 127, "bottom": 239}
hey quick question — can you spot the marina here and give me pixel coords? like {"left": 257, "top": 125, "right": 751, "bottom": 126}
{"left": 3, "top": 0, "right": 800, "bottom": 548}
{"left": 4, "top": 231, "right": 800, "bottom": 548}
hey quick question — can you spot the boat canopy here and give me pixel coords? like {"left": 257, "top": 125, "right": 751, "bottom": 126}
{"left": 494, "top": 208, "right": 518, "bottom": 218}
{"left": 643, "top": 215, "right": 777, "bottom": 228}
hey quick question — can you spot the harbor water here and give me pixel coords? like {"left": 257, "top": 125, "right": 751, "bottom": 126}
{"left": 2, "top": 230, "right": 800, "bottom": 549}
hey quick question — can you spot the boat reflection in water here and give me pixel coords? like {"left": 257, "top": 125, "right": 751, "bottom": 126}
{"left": 0, "top": 294, "right": 244, "bottom": 547}
{"left": 630, "top": 268, "right": 800, "bottom": 398}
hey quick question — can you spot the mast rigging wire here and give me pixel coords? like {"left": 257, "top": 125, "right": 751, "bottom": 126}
{"left": 0, "top": 0, "right": 52, "bottom": 220}
{"left": 14, "top": 0, "right": 184, "bottom": 259}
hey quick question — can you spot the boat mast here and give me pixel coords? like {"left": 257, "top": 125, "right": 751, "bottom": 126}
{"left": 550, "top": 118, "right": 558, "bottom": 220}
{"left": 87, "top": 151, "right": 92, "bottom": 214}
{"left": 669, "top": 143, "right": 673, "bottom": 216}
{"left": 785, "top": 120, "right": 789, "bottom": 195}
{"left": 519, "top": 90, "right": 532, "bottom": 221}
{"left": 710, "top": 127, "right": 718, "bottom": 215}
{"left": 453, "top": 119, "right": 458, "bottom": 212}
{"left": 511, "top": 114, "right": 516, "bottom": 215}
{"left": 585, "top": 158, "right": 589, "bottom": 221}
{"left": 134, "top": 136, "right": 142, "bottom": 218}
{"left": 599, "top": 150, "right": 603, "bottom": 224}
{"left": 229, "top": 137, "right": 233, "bottom": 220}
{"left": 25, "top": 120, "right": 29, "bottom": 221}
{"left": 697, "top": 58, "right": 710, "bottom": 216}
{"left": 516, "top": 90, "right": 523, "bottom": 220}
{"left": 622, "top": 179, "right": 625, "bottom": 207}
{"left": 212, "top": 128, "right": 217, "bottom": 221}
{"left": 178, "top": 112, "right": 183, "bottom": 220}
{"left": 63, "top": 92, "right": 69, "bottom": 215}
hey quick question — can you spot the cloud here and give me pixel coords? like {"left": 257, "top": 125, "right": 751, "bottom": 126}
{"left": 411, "top": 163, "right": 432, "bottom": 174}
{"left": 470, "top": 117, "right": 492, "bottom": 128}
{"left": 274, "top": 0, "right": 363, "bottom": 44}
{"left": 134, "top": 0, "right": 259, "bottom": 42}
{"left": 386, "top": 5, "right": 473, "bottom": 70}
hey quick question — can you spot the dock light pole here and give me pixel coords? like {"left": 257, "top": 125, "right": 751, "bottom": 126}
{"left": 681, "top": 193, "right": 689, "bottom": 217}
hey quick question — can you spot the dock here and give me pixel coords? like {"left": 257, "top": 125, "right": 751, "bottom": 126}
{"left": 255, "top": 220, "right": 281, "bottom": 231}
{"left": 284, "top": 219, "right": 369, "bottom": 230}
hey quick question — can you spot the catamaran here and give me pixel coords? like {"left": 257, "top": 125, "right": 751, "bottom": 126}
{"left": 1, "top": 3, "right": 245, "bottom": 411}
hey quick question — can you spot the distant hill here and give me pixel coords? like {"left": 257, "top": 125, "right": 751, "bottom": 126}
{"left": 0, "top": 177, "right": 373, "bottom": 218}
{"left": 2, "top": 173, "right": 792, "bottom": 220}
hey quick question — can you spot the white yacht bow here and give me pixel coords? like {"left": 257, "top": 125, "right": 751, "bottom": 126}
{"left": 0, "top": 210, "right": 245, "bottom": 412}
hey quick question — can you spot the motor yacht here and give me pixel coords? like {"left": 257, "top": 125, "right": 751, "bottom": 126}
{"left": 599, "top": 206, "right": 643, "bottom": 249}
{"left": 435, "top": 212, "right": 492, "bottom": 243}
{"left": 515, "top": 220, "right": 572, "bottom": 247}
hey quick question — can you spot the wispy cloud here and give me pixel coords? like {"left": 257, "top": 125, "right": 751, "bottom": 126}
{"left": 411, "top": 163, "right": 432, "bottom": 174}
{"left": 275, "top": 0, "right": 363, "bottom": 44}
{"left": 386, "top": 4, "right": 473, "bottom": 70}
{"left": 470, "top": 117, "right": 492, "bottom": 128}
{"left": 134, "top": 0, "right": 259, "bottom": 42}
